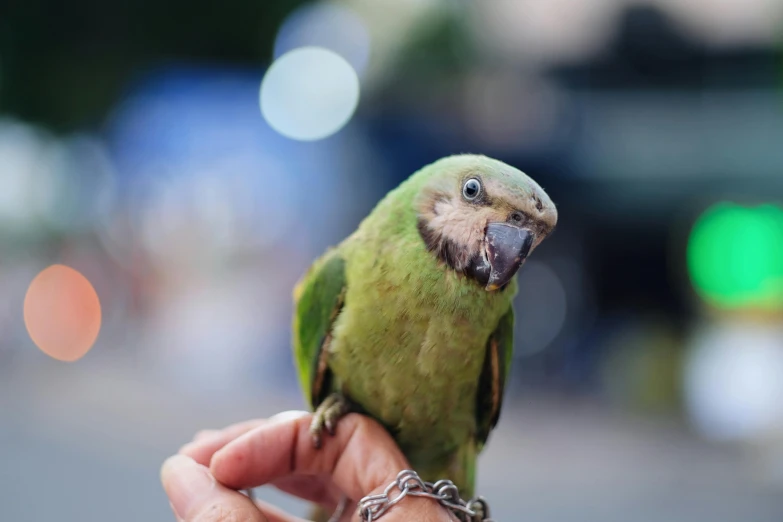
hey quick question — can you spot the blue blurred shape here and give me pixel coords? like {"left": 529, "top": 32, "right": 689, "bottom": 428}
{"left": 274, "top": 2, "right": 370, "bottom": 78}
{"left": 108, "top": 64, "right": 335, "bottom": 181}
{"left": 105, "top": 64, "right": 346, "bottom": 250}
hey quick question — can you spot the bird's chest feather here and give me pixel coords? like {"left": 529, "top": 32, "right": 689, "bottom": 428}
{"left": 328, "top": 248, "right": 510, "bottom": 453}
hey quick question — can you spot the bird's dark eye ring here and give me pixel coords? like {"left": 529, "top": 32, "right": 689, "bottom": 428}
{"left": 462, "top": 178, "right": 481, "bottom": 200}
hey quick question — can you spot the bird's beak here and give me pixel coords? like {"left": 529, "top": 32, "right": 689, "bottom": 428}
{"left": 484, "top": 223, "right": 535, "bottom": 291}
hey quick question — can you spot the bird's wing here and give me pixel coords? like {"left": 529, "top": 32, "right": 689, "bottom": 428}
{"left": 475, "top": 304, "right": 514, "bottom": 450}
{"left": 292, "top": 248, "right": 347, "bottom": 409}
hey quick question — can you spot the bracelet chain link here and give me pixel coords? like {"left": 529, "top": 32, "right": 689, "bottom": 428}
{"left": 356, "top": 470, "right": 496, "bottom": 522}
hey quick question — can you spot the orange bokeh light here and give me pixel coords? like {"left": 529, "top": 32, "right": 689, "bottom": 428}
{"left": 24, "top": 264, "right": 102, "bottom": 362}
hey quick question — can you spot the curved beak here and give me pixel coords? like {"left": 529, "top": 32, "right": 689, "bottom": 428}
{"left": 484, "top": 223, "right": 535, "bottom": 291}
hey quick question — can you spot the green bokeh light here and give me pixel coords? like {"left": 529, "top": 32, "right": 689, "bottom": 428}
{"left": 687, "top": 202, "right": 783, "bottom": 310}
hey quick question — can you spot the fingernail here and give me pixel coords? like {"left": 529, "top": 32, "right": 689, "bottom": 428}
{"left": 185, "top": 430, "right": 224, "bottom": 450}
{"left": 194, "top": 429, "right": 220, "bottom": 441}
{"left": 268, "top": 410, "right": 309, "bottom": 423}
{"left": 161, "top": 455, "right": 215, "bottom": 519}
{"left": 179, "top": 434, "right": 220, "bottom": 455}
{"left": 177, "top": 442, "right": 196, "bottom": 455}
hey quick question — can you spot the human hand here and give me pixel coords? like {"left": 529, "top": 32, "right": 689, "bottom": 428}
{"left": 161, "top": 411, "right": 455, "bottom": 522}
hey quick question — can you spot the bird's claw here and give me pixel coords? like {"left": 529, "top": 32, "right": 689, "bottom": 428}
{"left": 310, "top": 393, "right": 350, "bottom": 449}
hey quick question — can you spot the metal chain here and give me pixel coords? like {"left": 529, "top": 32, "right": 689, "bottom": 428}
{"left": 357, "top": 470, "right": 496, "bottom": 522}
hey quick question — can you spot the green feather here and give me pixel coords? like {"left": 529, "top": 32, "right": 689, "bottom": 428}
{"left": 292, "top": 248, "right": 346, "bottom": 409}
{"left": 291, "top": 154, "right": 553, "bottom": 498}
{"left": 476, "top": 305, "right": 515, "bottom": 452}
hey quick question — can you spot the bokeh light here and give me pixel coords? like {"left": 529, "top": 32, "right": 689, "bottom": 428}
{"left": 0, "top": 119, "right": 59, "bottom": 233}
{"left": 274, "top": 2, "right": 370, "bottom": 78}
{"left": 106, "top": 65, "right": 351, "bottom": 269}
{"left": 655, "top": 0, "right": 783, "bottom": 46}
{"left": 513, "top": 260, "right": 568, "bottom": 356}
{"left": 684, "top": 320, "right": 783, "bottom": 441}
{"left": 687, "top": 202, "right": 783, "bottom": 310}
{"left": 24, "top": 264, "right": 102, "bottom": 362}
{"left": 260, "top": 47, "right": 360, "bottom": 141}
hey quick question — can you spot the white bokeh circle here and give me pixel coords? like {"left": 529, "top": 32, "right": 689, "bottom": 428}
{"left": 260, "top": 47, "right": 360, "bottom": 141}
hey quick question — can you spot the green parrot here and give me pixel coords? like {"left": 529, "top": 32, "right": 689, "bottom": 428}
{"left": 292, "top": 154, "right": 557, "bottom": 520}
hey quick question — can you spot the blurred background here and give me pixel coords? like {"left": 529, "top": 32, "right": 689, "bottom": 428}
{"left": 1, "top": 0, "right": 783, "bottom": 520}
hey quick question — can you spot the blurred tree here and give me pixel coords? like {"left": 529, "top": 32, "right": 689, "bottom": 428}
{"left": 0, "top": 0, "right": 307, "bottom": 131}
{"left": 552, "top": 4, "right": 779, "bottom": 91}
{"left": 367, "top": 3, "right": 475, "bottom": 110}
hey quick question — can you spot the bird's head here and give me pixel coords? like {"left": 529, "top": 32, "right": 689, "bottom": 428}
{"left": 415, "top": 155, "right": 557, "bottom": 292}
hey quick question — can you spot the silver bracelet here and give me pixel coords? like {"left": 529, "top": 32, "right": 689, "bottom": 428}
{"left": 357, "top": 470, "right": 496, "bottom": 522}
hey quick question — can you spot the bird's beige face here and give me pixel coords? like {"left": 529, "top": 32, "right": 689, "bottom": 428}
{"left": 416, "top": 161, "right": 557, "bottom": 291}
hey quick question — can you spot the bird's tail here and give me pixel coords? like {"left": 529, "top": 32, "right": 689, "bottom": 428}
{"left": 450, "top": 437, "right": 478, "bottom": 499}
{"left": 308, "top": 504, "right": 332, "bottom": 522}
{"left": 409, "top": 437, "right": 479, "bottom": 499}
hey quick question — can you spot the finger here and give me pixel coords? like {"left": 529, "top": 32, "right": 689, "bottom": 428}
{"left": 180, "top": 412, "right": 309, "bottom": 466}
{"left": 180, "top": 420, "right": 266, "bottom": 466}
{"left": 210, "top": 413, "right": 409, "bottom": 503}
{"left": 271, "top": 474, "right": 342, "bottom": 506}
{"left": 161, "top": 454, "right": 268, "bottom": 522}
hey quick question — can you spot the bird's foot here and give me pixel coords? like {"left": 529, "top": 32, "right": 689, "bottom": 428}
{"left": 310, "top": 392, "right": 351, "bottom": 449}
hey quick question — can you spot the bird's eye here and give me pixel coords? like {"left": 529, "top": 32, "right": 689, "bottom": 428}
{"left": 462, "top": 178, "right": 481, "bottom": 200}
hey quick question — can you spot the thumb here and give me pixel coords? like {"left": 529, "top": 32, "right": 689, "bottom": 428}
{"left": 161, "top": 454, "right": 267, "bottom": 522}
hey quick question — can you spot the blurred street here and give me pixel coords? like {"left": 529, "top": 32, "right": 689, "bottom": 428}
{"left": 1, "top": 357, "right": 782, "bottom": 522}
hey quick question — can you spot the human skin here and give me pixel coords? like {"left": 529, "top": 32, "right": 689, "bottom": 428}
{"left": 161, "top": 411, "right": 456, "bottom": 522}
